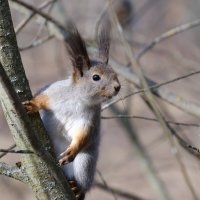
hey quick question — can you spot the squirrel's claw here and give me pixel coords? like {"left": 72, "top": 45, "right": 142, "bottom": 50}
{"left": 23, "top": 100, "right": 39, "bottom": 113}
{"left": 76, "top": 193, "right": 85, "bottom": 200}
{"left": 68, "top": 180, "right": 85, "bottom": 200}
{"left": 59, "top": 147, "right": 76, "bottom": 165}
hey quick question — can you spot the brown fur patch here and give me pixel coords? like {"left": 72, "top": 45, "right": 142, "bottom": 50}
{"left": 72, "top": 70, "right": 78, "bottom": 83}
{"left": 34, "top": 94, "right": 49, "bottom": 109}
{"left": 59, "top": 127, "right": 91, "bottom": 165}
{"left": 98, "top": 89, "right": 111, "bottom": 98}
{"left": 72, "top": 127, "right": 90, "bottom": 150}
{"left": 92, "top": 66, "right": 105, "bottom": 75}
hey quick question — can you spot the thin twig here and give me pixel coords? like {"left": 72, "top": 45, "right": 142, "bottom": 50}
{"left": 96, "top": 169, "right": 117, "bottom": 200}
{"left": 103, "top": 112, "right": 200, "bottom": 158}
{"left": 110, "top": 59, "right": 200, "bottom": 118}
{"left": 18, "top": 0, "right": 57, "bottom": 51}
{"left": 135, "top": 19, "right": 200, "bottom": 60}
{"left": 102, "top": 68, "right": 200, "bottom": 110}
{"left": 11, "top": 0, "right": 69, "bottom": 39}
{"left": 110, "top": 103, "right": 170, "bottom": 200}
{"left": 19, "top": 35, "right": 54, "bottom": 51}
{"left": 0, "top": 144, "right": 16, "bottom": 159}
{"left": 15, "top": 0, "right": 56, "bottom": 34}
{"left": 102, "top": 115, "right": 200, "bottom": 127}
{"left": 94, "top": 182, "right": 147, "bottom": 200}
{"left": 133, "top": 0, "right": 158, "bottom": 26}
{"left": 33, "top": 0, "right": 57, "bottom": 38}
{"left": 0, "top": 149, "right": 34, "bottom": 154}
{"left": 108, "top": 2, "right": 198, "bottom": 199}
{"left": 142, "top": 94, "right": 200, "bottom": 156}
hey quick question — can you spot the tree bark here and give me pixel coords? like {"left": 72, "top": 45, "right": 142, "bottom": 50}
{"left": 0, "top": 0, "right": 75, "bottom": 199}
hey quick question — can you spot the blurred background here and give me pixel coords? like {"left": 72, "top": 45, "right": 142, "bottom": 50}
{"left": 1, "top": 0, "right": 200, "bottom": 199}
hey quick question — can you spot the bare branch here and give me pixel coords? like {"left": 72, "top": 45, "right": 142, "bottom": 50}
{"left": 102, "top": 114, "right": 200, "bottom": 157}
{"left": 136, "top": 19, "right": 200, "bottom": 60}
{"left": 0, "top": 149, "right": 33, "bottom": 154}
{"left": 94, "top": 182, "right": 148, "bottom": 200}
{"left": 10, "top": 0, "right": 69, "bottom": 39}
{"left": 102, "top": 115, "right": 200, "bottom": 127}
{"left": 19, "top": 35, "right": 54, "bottom": 51}
{"left": 0, "top": 62, "right": 75, "bottom": 199}
{"left": 136, "top": 70, "right": 200, "bottom": 96}
{"left": 96, "top": 169, "right": 117, "bottom": 200}
{"left": 0, "top": 144, "right": 16, "bottom": 159}
{"left": 15, "top": 0, "right": 56, "bottom": 34}
{"left": 105, "top": 58, "right": 200, "bottom": 118}
{"left": 26, "top": 0, "right": 58, "bottom": 49}
{"left": 108, "top": 2, "right": 198, "bottom": 199}
{"left": 0, "top": 0, "right": 75, "bottom": 197}
{"left": 0, "top": 162, "right": 25, "bottom": 182}
{"left": 103, "top": 63, "right": 200, "bottom": 113}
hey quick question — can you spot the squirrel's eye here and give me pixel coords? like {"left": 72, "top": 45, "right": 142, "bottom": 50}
{"left": 92, "top": 74, "right": 101, "bottom": 81}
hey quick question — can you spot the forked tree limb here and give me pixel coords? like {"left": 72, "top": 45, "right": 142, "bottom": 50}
{"left": 0, "top": 62, "right": 75, "bottom": 200}
{"left": 0, "top": 0, "right": 75, "bottom": 199}
{"left": 0, "top": 144, "right": 16, "bottom": 159}
{"left": 0, "top": 162, "right": 25, "bottom": 182}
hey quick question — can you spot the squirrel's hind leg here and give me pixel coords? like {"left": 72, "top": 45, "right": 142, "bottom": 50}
{"left": 73, "top": 149, "right": 98, "bottom": 193}
{"left": 68, "top": 180, "right": 85, "bottom": 200}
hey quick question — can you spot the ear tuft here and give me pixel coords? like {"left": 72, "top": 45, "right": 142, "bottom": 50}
{"left": 96, "top": 19, "right": 111, "bottom": 65}
{"left": 76, "top": 56, "right": 83, "bottom": 76}
{"left": 65, "top": 23, "right": 90, "bottom": 77}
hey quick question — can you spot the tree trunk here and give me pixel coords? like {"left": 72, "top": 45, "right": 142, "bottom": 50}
{"left": 0, "top": 0, "right": 75, "bottom": 199}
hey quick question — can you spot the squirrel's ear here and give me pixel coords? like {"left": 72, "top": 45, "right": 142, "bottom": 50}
{"left": 65, "top": 23, "right": 90, "bottom": 81}
{"left": 96, "top": 19, "right": 111, "bottom": 65}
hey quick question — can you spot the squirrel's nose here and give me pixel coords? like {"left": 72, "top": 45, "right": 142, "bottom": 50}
{"left": 114, "top": 85, "right": 121, "bottom": 93}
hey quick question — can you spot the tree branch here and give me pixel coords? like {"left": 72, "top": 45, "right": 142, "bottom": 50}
{"left": 108, "top": 2, "right": 198, "bottom": 199}
{"left": 0, "top": 149, "right": 33, "bottom": 154}
{"left": 0, "top": 0, "right": 75, "bottom": 199}
{"left": 0, "top": 62, "right": 75, "bottom": 199}
{"left": 0, "top": 144, "right": 16, "bottom": 159}
{"left": 10, "top": 0, "right": 69, "bottom": 39}
{"left": 0, "top": 162, "right": 25, "bottom": 182}
{"left": 102, "top": 115, "right": 200, "bottom": 127}
{"left": 19, "top": 35, "right": 54, "bottom": 51}
{"left": 94, "top": 182, "right": 147, "bottom": 200}
{"left": 106, "top": 58, "right": 200, "bottom": 118}
{"left": 96, "top": 169, "right": 117, "bottom": 200}
{"left": 15, "top": 0, "right": 56, "bottom": 34}
{"left": 135, "top": 19, "right": 200, "bottom": 60}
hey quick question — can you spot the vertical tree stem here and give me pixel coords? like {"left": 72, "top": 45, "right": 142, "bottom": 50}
{"left": 0, "top": 0, "right": 75, "bottom": 199}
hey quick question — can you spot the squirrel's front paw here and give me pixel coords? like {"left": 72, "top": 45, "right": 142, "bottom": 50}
{"left": 23, "top": 100, "right": 39, "bottom": 113}
{"left": 59, "top": 146, "right": 77, "bottom": 166}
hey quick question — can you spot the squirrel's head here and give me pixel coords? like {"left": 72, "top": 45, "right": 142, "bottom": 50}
{"left": 65, "top": 21, "right": 120, "bottom": 105}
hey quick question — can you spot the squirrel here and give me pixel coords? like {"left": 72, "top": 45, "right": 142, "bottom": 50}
{"left": 23, "top": 21, "right": 120, "bottom": 200}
